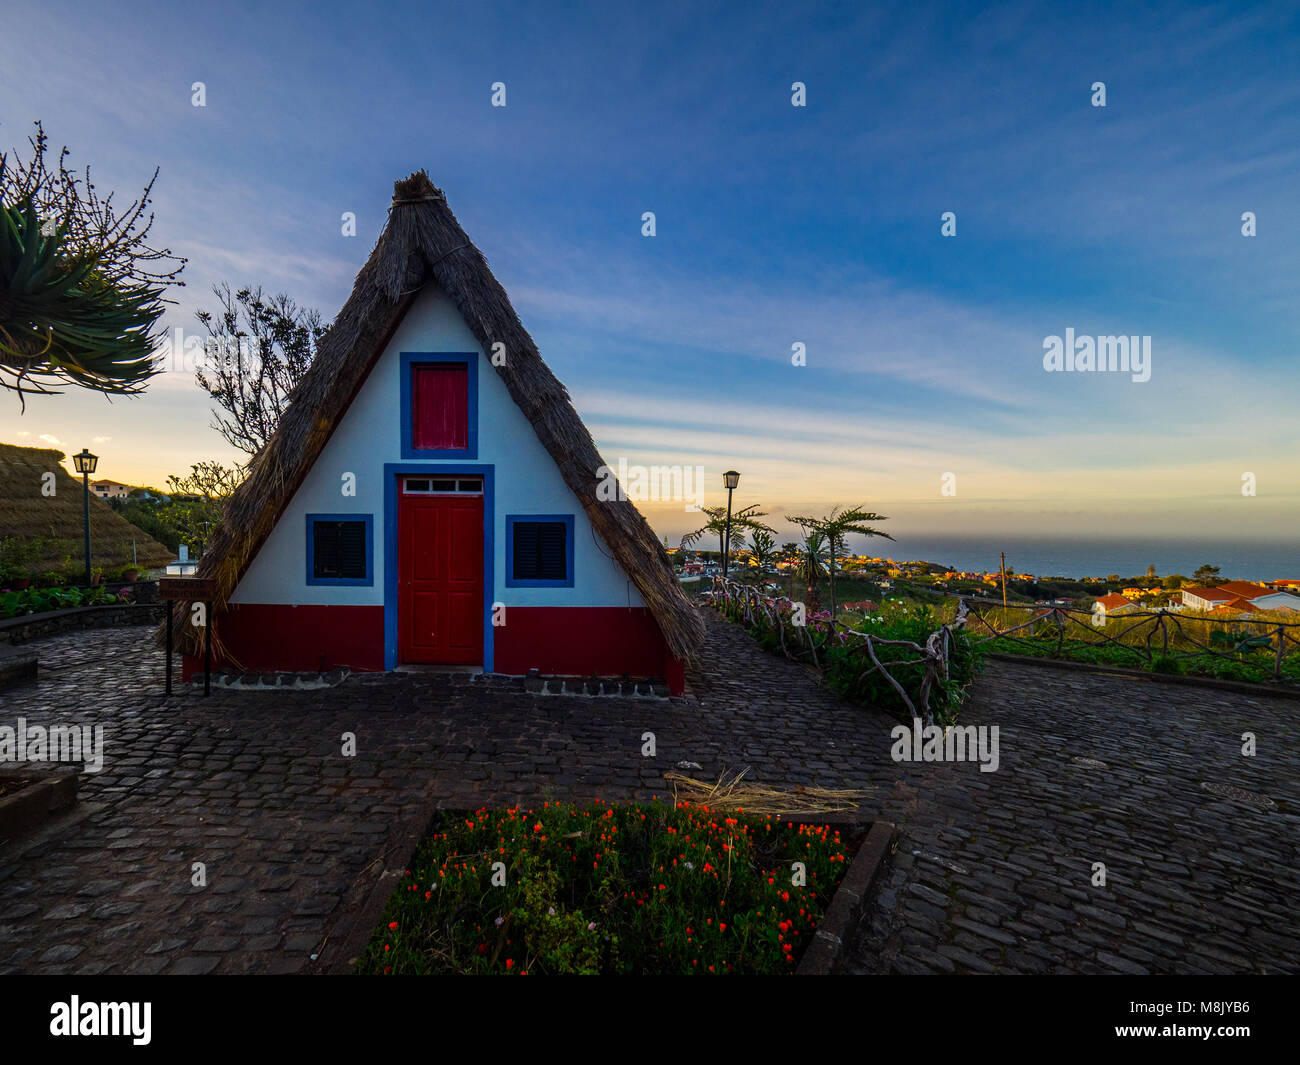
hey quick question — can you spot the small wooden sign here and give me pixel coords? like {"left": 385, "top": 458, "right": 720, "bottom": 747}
{"left": 158, "top": 577, "right": 216, "bottom": 601}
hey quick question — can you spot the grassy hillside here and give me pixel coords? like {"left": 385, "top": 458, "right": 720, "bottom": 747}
{"left": 0, "top": 443, "right": 173, "bottom": 575}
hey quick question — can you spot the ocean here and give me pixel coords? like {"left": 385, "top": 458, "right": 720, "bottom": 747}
{"left": 871, "top": 536, "right": 1299, "bottom": 581}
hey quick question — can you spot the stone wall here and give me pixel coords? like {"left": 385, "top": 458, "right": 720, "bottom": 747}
{"left": 0, "top": 603, "right": 165, "bottom": 645}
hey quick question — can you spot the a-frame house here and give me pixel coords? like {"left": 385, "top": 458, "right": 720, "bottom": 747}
{"left": 171, "top": 171, "right": 704, "bottom": 692}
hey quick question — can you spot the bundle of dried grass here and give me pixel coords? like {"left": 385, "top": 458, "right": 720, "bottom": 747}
{"left": 662, "top": 767, "right": 873, "bottom": 816}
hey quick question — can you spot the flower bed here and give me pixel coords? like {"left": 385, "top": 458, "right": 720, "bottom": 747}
{"left": 357, "top": 800, "right": 856, "bottom": 975}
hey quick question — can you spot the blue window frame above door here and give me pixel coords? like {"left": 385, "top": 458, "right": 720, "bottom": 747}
{"left": 400, "top": 351, "right": 478, "bottom": 459}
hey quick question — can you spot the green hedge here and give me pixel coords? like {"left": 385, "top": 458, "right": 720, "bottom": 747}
{"left": 0, "top": 585, "right": 131, "bottom": 619}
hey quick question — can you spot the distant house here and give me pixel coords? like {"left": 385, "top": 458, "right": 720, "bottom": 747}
{"left": 1248, "top": 592, "right": 1300, "bottom": 614}
{"left": 1181, "top": 586, "right": 1239, "bottom": 611}
{"left": 165, "top": 545, "right": 198, "bottom": 576}
{"left": 90, "top": 479, "right": 133, "bottom": 500}
{"left": 1210, "top": 597, "right": 1261, "bottom": 618}
{"left": 1094, "top": 593, "right": 1143, "bottom": 615}
{"left": 1182, "top": 582, "right": 1300, "bottom": 615}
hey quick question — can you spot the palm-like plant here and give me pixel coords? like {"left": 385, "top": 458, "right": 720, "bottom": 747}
{"left": 1, "top": 122, "right": 184, "bottom": 405}
{"left": 0, "top": 200, "right": 164, "bottom": 402}
{"left": 788, "top": 504, "right": 893, "bottom": 617}
{"left": 743, "top": 528, "right": 778, "bottom": 585}
{"left": 680, "top": 503, "right": 772, "bottom": 575}
{"left": 796, "top": 529, "right": 830, "bottom": 612}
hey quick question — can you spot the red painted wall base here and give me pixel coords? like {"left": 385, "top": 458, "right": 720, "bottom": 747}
{"left": 183, "top": 603, "right": 685, "bottom": 694}
{"left": 493, "top": 607, "right": 680, "bottom": 692}
{"left": 182, "top": 603, "right": 383, "bottom": 680}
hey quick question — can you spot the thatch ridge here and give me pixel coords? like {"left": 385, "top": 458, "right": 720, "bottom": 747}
{"left": 165, "top": 171, "right": 705, "bottom": 662}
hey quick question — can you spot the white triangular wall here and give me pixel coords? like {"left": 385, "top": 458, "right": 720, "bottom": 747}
{"left": 231, "top": 285, "right": 646, "bottom": 610}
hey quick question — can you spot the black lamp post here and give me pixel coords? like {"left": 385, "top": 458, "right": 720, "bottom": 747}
{"left": 73, "top": 448, "right": 98, "bottom": 586}
{"left": 722, "top": 470, "right": 740, "bottom": 579}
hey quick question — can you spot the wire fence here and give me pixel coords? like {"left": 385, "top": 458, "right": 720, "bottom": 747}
{"left": 944, "top": 594, "right": 1300, "bottom": 686}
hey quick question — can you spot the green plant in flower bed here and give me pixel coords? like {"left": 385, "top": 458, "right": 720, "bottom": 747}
{"left": 0, "top": 584, "right": 126, "bottom": 619}
{"left": 358, "top": 800, "right": 854, "bottom": 975}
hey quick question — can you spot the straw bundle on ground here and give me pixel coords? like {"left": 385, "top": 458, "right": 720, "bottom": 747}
{"left": 162, "top": 171, "right": 705, "bottom": 662}
{"left": 663, "top": 767, "right": 873, "bottom": 816}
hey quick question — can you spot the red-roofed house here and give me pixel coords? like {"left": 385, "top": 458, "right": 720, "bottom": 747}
{"left": 1210, "top": 597, "right": 1262, "bottom": 617}
{"left": 1093, "top": 593, "right": 1144, "bottom": 615}
{"left": 1183, "top": 582, "right": 1300, "bottom": 614}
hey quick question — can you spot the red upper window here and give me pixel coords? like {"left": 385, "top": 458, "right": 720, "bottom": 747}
{"left": 411, "top": 363, "right": 468, "bottom": 450}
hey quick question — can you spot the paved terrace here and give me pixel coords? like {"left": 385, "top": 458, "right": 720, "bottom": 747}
{"left": 0, "top": 612, "right": 1296, "bottom": 975}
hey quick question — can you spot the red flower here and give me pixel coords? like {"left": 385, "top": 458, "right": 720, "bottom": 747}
{"left": 388, "top": 921, "right": 399, "bottom": 930}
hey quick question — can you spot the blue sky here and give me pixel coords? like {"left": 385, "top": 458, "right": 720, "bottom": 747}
{"left": 2, "top": 0, "right": 1297, "bottom": 549}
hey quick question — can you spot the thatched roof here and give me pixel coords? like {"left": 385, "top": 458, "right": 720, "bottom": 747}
{"left": 167, "top": 171, "right": 705, "bottom": 662}
{"left": 0, "top": 443, "right": 172, "bottom": 571}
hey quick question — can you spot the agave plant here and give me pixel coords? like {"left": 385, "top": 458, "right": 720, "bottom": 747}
{"left": 0, "top": 199, "right": 165, "bottom": 402}
{"left": 1, "top": 122, "right": 183, "bottom": 405}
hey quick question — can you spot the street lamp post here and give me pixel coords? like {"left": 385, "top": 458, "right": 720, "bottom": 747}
{"left": 722, "top": 470, "right": 740, "bottom": 579}
{"left": 73, "top": 448, "right": 99, "bottom": 586}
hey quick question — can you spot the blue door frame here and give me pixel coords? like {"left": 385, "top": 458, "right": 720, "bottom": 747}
{"left": 383, "top": 463, "right": 495, "bottom": 671}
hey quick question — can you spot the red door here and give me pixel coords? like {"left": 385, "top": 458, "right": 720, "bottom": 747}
{"left": 398, "top": 490, "right": 483, "bottom": 664}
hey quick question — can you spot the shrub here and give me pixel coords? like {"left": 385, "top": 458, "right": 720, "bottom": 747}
{"left": 714, "top": 593, "right": 979, "bottom": 725}
{"left": 0, "top": 584, "right": 125, "bottom": 619}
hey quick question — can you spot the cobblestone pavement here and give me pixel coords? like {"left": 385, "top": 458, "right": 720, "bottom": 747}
{"left": 1, "top": 613, "right": 1296, "bottom": 975}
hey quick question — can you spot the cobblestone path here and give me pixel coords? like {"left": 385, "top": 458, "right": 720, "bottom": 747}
{"left": 0, "top": 612, "right": 1295, "bottom": 974}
